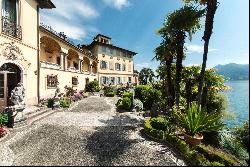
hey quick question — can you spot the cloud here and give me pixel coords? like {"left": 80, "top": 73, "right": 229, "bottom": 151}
{"left": 40, "top": 0, "right": 100, "bottom": 41}
{"left": 51, "top": 0, "right": 99, "bottom": 19}
{"left": 135, "top": 62, "right": 150, "bottom": 71}
{"left": 186, "top": 44, "right": 218, "bottom": 54}
{"left": 102, "top": 0, "right": 131, "bottom": 9}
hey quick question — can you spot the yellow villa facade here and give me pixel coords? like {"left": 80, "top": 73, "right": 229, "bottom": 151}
{"left": 0, "top": 0, "right": 137, "bottom": 109}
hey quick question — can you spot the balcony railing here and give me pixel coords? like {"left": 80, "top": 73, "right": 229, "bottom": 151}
{"left": 40, "top": 61, "right": 61, "bottom": 70}
{"left": 2, "top": 17, "right": 22, "bottom": 40}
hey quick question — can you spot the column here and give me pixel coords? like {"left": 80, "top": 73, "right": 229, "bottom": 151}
{"left": 90, "top": 64, "right": 93, "bottom": 75}
{"left": 64, "top": 54, "right": 68, "bottom": 71}
{"left": 60, "top": 51, "right": 65, "bottom": 70}
{"left": 78, "top": 59, "right": 82, "bottom": 73}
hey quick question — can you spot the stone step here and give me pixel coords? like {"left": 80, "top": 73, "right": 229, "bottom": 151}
{"left": 27, "top": 109, "right": 56, "bottom": 125}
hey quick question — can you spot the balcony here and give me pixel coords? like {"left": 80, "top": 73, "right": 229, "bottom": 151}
{"left": 2, "top": 16, "right": 22, "bottom": 40}
{"left": 40, "top": 61, "right": 61, "bottom": 70}
{"left": 67, "top": 67, "right": 80, "bottom": 73}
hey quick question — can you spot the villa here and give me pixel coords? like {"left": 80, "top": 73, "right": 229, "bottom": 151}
{"left": 0, "top": 0, "right": 137, "bottom": 109}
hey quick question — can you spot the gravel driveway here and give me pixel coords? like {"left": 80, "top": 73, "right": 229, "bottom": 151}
{"left": 0, "top": 96, "right": 186, "bottom": 166}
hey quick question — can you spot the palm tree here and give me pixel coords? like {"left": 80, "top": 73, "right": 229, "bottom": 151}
{"left": 154, "top": 35, "right": 176, "bottom": 109}
{"left": 139, "top": 68, "right": 155, "bottom": 85}
{"left": 163, "top": 6, "right": 205, "bottom": 108}
{"left": 183, "top": 0, "right": 219, "bottom": 109}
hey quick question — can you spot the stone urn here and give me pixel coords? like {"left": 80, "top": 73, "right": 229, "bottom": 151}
{"left": 183, "top": 133, "right": 203, "bottom": 147}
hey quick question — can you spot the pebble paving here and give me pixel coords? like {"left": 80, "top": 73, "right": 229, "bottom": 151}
{"left": 0, "top": 96, "right": 187, "bottom": 166}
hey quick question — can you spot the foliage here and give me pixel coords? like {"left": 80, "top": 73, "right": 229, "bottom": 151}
{"left": 195, "top": 144, "right": 239, "bottom": 166}
{"left": 104, "top": 86, "right": 116, "bottom": 97}
{"left": 116, "top": 86, "right": 128, "bottom": 97}
{"left": 116, "top": 97, "right": 132, "bottom": 111}
{"left": 47, "top": 98, "right": 55, "bottom": 108}
{"left": 139, "top": 68, "right": 155, "bottom": 85}
{"left": 150, "top": 117, "right": 173, "bottom": 134}
{"left": 106, "top": 91, "right": 115, "bottom": 97}
{"left": 64, "top": 85, "right": 75, "bottom": 97}
{"left": 0, "top": 112, "right": 8, "bottom": 127}
{"left": 59, "top": 98, "right": 71, "bottom": 108}
{"left": 233, "top": 121, "right": 249, "bottom": 152}
{"left": 174, "top": 102, "right": 225, "bottom": 136}
{"left": 134, "top": 85, "right": 162, "bottom": 110}
{"left": 72, "top": 92, "right": 83, "bottom": 102}
{"left": 210, "top": 161, "right": 225, "bottom": 166}
{"left": 85, "top": 81, "right": 100, "bottom": 92}
{"left": 132, "top": 99, "right": 143, "bottom": 112}
{"left": 123, "top": 91, "right": 133, "bottom": 102}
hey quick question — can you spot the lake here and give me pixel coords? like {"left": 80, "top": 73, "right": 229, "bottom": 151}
{"left": 223, "top": 80, "right": 249, "bottom": 129}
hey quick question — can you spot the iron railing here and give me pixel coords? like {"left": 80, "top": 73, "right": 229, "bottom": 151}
{"left": 2, "top": 16, "right": 22, "bottom": 40}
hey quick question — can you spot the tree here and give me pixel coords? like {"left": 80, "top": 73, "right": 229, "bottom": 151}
{"left": 184, "top": 0, "right": 219, "bottom": 110}
{"left": 139, "top": 68, "right": 155, "bottom": 85}
{"left": 161, "top": 5, "right": 205, "bottom": 108}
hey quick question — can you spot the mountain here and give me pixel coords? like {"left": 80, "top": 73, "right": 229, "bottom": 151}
{"left": 214, "top": 63, "right": 249, "bottom": 80}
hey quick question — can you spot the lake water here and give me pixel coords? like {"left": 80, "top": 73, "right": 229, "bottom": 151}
{"left": 223, "top": 80, "right": 249, "bottom": 129}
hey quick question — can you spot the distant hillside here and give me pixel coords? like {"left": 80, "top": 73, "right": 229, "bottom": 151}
{"left": 214, "top": 63, "right": 249, "bottom": 80}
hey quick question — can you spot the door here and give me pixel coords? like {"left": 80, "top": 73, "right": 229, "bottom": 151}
{"left": 0, "top": 73, "right": 7, "bottom": 110}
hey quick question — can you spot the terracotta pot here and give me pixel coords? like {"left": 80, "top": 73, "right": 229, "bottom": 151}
{"left": 183, "top": 133, "right": 203, "bottom": 147}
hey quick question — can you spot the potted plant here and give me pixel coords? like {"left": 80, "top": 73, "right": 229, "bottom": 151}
{"left": 0, "top": 112, "right": 8, "bottom": 138}
{"left": 174, "top": 102, "right": 224, "bottom": 146}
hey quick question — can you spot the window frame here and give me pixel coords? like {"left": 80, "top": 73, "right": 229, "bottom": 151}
{"left": 47, "top": 75, "right": 58, "bottom": 89}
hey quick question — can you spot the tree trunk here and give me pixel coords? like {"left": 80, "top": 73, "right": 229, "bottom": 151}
{"left": 165, "top": 56, "right": 174, "bottom": 109}
{"left": 175, "top": 31, "right": 185, "bottom": 108}
{"left": 201, "top": 86, "right": 208, "bottom": 109}
{"left": 197, "top": 0, "right": 218, "bottom": 110}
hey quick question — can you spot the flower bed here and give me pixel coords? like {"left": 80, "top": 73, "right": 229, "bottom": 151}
{"left": 144, "top": 118, "right": 241, "bottom": 166}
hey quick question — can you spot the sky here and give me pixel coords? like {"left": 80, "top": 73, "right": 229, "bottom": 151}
{"left": 41, "top": 0, "right": 249, "bottom": 72}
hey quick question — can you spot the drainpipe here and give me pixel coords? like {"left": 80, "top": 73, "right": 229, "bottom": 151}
{"left": 37, "top": 5, "right": 40, "bottom": 104}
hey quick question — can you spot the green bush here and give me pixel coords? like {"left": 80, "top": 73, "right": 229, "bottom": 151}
{"left": 123, "top": 91, "right": 133, "bottom": 101}
{"left": 85, "top": 81, "right": 100, "bottom": 92}
{"left": 47, "top": 98, "right": 55, "bottom": 108}
{"left": 106, "top": 92, "right": 115, "bottom": 97}
{"left": 195, "top": 145, "right": 238, "bottom": 166}
{"left": 150, "top": 117, "right": 170, "bottom": 132}
{"left": 233, "top": 121, "right": 249, "bottom": 152}
{"left": 173, "top": 102, "right": 225, "bottom": 136}
{"left": 116, "top": 97, "right": 132, "bottom": 111}
{"left": 117, "top": 87, "right": 128, "bottom": 96}
{"left": 59, "top": 98, "right": 71, "bottom": 108}
{"left": 0, "top": 113, "right": 8, "bottom": 127}
{"left": 134, "top": 85, "right": 162, "bottom": 110}
{"left": 210, "top": 161, "right": 225, "bottom": 166}
{"left": 65, "top": 85, "right": 75, "bottom": 97}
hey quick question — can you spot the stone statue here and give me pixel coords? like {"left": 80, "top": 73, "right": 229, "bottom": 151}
{"left": 10, "top": 83, "right": 25, "bottom": 107}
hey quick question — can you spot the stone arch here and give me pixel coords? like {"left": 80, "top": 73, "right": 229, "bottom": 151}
{"left": 67, "top": 49, "right": 79, "bottom": 70}
{"left": 40, "top": 36, "right": 61, "bottom": 64}
{"left": 82, "top": 57, "right": 90, "bottom": 72}
{"left": 92, "top": 61, "right": 98, "bottom": 74}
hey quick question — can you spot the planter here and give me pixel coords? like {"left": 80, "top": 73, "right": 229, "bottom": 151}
{"left": 0, "top": 127, "right": 7, "bottom": 138}
{"left": 183, "top": 133, "right": 203, "bottom": 147}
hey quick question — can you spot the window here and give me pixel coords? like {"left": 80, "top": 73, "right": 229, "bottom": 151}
{"left": 72, "top": 77, "right": 78, "bottom": 86}
{"left": 122, "top": 64, "right": 126, "bottom": 71}
{"left": 128, "top": 77, "right": 132, "bottom": 83}
{"left": 47, "top": 75, "right": 58, "bottom": 88}
{"left": 101, "top": 76, "right": 109, "bottom": 85}
{"left": 110, "top": 77, "right": 115, "bottom": 85}
{"left": 100, "top": 61, "right": 108, "bottom": 69}
{"left": 115, "top": 63, "right": 121, "bottom": 71}
{"left": 2, "top": 0, "right": 21, "bottom": 39}
{"left": 117, "top": 77, "right": 121, "bottom": 84}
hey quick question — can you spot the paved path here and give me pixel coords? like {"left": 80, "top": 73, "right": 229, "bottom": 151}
{"left": 0, "top": 96, "right": 186, "bottom": 166}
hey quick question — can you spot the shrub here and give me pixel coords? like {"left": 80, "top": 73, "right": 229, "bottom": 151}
{"left": 134, "top": 85, "right": 162, "bottom": 110}
{"left": 233, "top": 121, "right": 249, "bottom": 152}
{"left": 123, "top": 91, "right": 133, "bottom": 101}
{"left": 47, "top": 98, "right": 55, "bottom": 108}
{"left": 150, "top": 117, "right": 170, "bottom": 132}
{"left": 72, "top": 92, "right": 83, "bottom": 101}
{"left": 85, "top": 81, "right": 100, "bottom": 92}
{"left": 173, "top": 102, "right": 225, "bottom": 136}
{"left": 210, "top": 161, "right": 225, "bottom": 166}
{"left": 59, "top": 98, "right": 71, "bottom": 108}
{"left": 116, "top": 97, "right": 132, "bottom": 111}
{"left": 117, "top": 86, "right": 127, "bottom": 97}
{"left": 106, "top": 92, "right": 115, "bottom": 97}
{"left": 133, "top": 99, "right": 143, "bottom": 112}
{"left": 0, "top": 113, "right": 8, "bottom": 127}
{"left": 64, "top": 85, "right": 75, "bottom": 97}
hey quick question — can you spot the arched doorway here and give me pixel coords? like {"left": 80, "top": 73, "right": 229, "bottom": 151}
{"left": 0, "top": 63, "right": 22, "bottom": 107}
